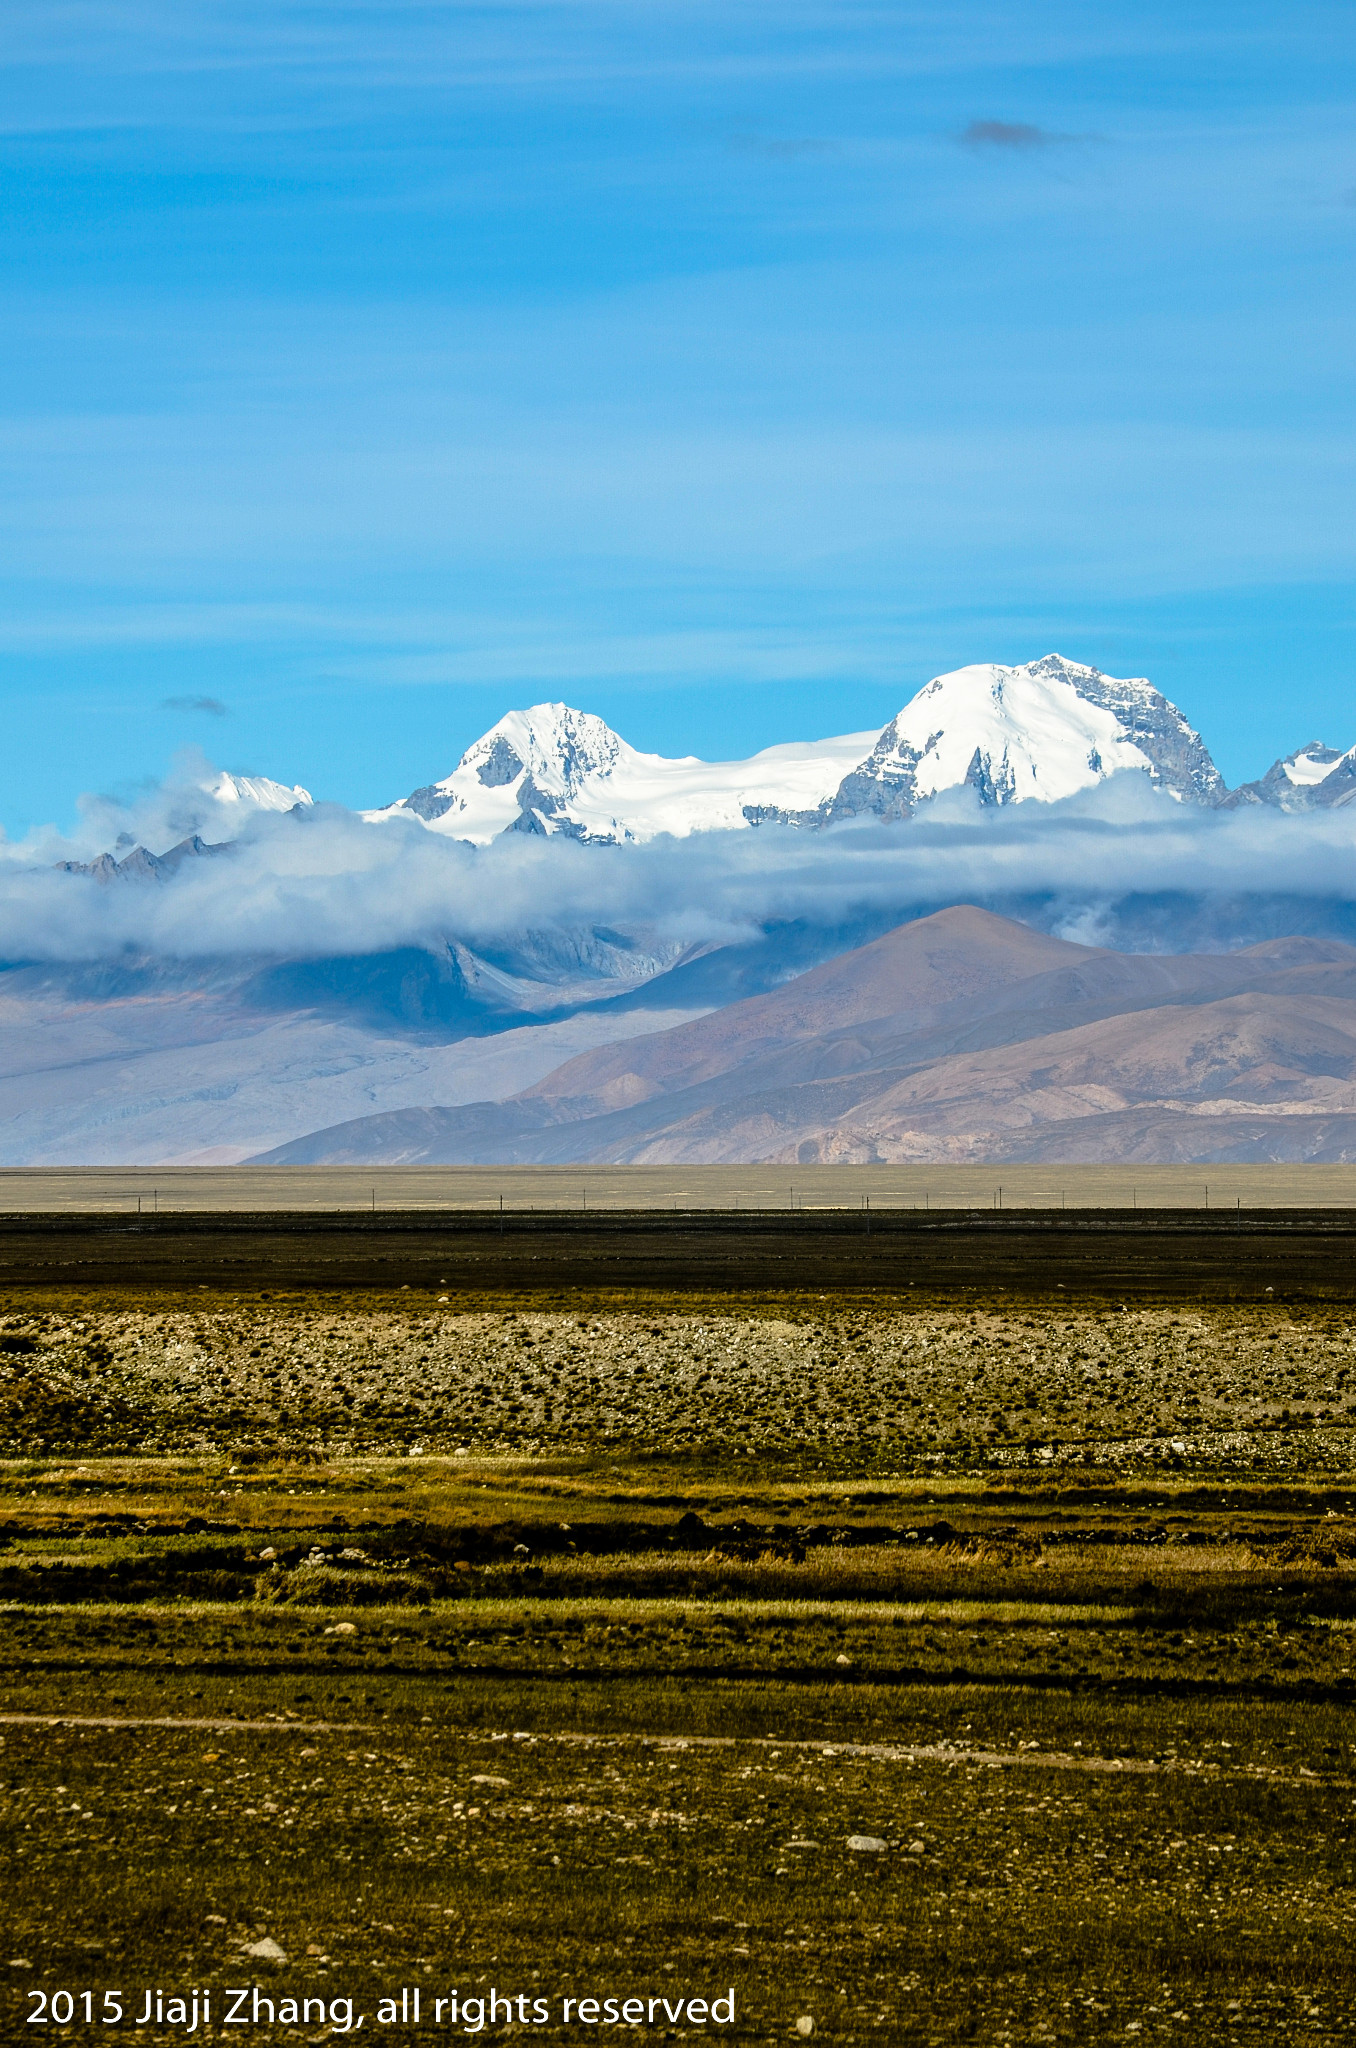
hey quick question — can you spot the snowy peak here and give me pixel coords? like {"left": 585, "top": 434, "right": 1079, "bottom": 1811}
{"left": 371, "top": 701, "right": 875, "bottom": 844}
{"left": 1283, "top": 744, "right": 1347, "bottom": 787}
{"left": 1223, "top": 741, "right": 1356, "bottom": 813}
{"left": 822, "top": 655, "right": 1222, "bottom": 823}
{"left": 371, "top": 704, "right": 649, "bottom": 843}
{"left": 462, "top": 704, "right": 629, "bottom": 799}
{"left": 369, "top": 656, "right": 1227, "bottom": 845}
{"left": 207, "top": 771, "right": 313, "bottom": 813}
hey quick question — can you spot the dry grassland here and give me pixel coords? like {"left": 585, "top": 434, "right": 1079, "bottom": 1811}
{"left": 5, "top": 1294, "right": 1356, "bottom": 1476}
{"left": 4, "top": 1288, "right": 1356, "bottom": 2042}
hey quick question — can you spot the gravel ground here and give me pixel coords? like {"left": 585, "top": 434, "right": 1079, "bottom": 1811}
{"left": 4, "top": 1718, "right": 1355, "bottom": 2044}
{"left": 4, "top": 1295, "right": 1356, "bottom": 1474}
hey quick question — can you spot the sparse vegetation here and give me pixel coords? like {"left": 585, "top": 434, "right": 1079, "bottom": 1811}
{"left": 3, "top": 1287, "right": 1356, "bottom": 2040}
{"left": 5, "top": 1292, "right": 1356, "bottom": 1474}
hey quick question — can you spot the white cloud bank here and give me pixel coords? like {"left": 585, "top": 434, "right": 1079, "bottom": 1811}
{"left": 3, "top": 768, "right": 1356, "bottom": 967}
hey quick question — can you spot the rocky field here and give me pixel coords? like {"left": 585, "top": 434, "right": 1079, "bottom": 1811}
{"left": 4, "top": 1291, "right": 1356, "bottom": 1477}
{"left": 4, "top": 1284, "right": 1356, "bottom": 2042}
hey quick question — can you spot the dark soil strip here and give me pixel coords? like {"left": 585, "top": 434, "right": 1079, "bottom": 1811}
{"left": 9, "top": 1656, "right": 1355, "bottom": 1705}
{"left": 4, "top": 1206, "right": 1356, "bottom": 1296}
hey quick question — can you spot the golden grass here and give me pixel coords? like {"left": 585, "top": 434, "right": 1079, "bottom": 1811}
{"left": 0, "top": 1593, "right": 1135, "bottom": 1628}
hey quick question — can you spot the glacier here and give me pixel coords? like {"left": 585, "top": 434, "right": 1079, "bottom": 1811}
{"left": 364, "top": 703, "right": 878, "bottom": 844}
{"left": 367, "top": 653, "right": 1223, "bottom": 845}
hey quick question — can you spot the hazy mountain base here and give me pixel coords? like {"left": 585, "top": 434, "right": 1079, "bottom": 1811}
{"left": 10, "top": 889, "right": 1356, "bottom": 1168}
{"left": 4, "top": 1291, "right": 1356, "bottom": 2039}
{"left": 0, "top": 980, "right": 704, "bottom": 1167}
{"left": 257, "top": 907, "right": 1356, "bottom": 1168}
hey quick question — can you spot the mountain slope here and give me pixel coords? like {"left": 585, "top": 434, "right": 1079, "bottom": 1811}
{"left": 516, "top": 905, "right": 1089, "bottom": 1114}
{"left": 774, "top": 982, "right": 1356, "bottom": 1168}
{"left": 1223, "top": 743, "right": 1356, "bottom": 812}
{"left": 252, "top": 910, "right": 1356, "bottom": 1167}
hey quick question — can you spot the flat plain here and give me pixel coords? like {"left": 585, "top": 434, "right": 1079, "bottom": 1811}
{"left": 4, "top": 1162, "right": 1356, "bottom": 1210}
{"left": 4, "top": 1237, "right": 1356, "bottom": 2042}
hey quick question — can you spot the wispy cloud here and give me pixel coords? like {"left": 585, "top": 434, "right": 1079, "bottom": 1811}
{"left": 960, "top": 119, "right": 1091, "bottom": 152}
{"left": 162, "top": 694, "right": 228, "bottom": 716}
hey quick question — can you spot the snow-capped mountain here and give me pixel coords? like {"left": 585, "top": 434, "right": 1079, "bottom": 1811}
{"left": 819, "top": 654, "right": 1222, "bottom": 823}
{"left": 370, "top": 655, "right": 1223, "bottom": 844}
{"left": 207, "top": 771, "right": 313, "bottom": 813}
{"left": 51, "top": 771, "right": 315, "bottom": 882}
{"left": 366, "top": 703, "right": 878, "bottom": 844}
{"left": 1223, "top": 742, "right": 1356, "bottom": 813}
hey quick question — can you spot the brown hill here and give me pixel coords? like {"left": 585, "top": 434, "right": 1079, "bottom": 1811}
{"left": 695, "top": 988, "right": 1356, "bottom": 1167}
{"left": 519, "top": 905, "right": 1090, "bottom": 1114}
{"left": 253, "top": 908, "right": 1356, "bottom": 1166}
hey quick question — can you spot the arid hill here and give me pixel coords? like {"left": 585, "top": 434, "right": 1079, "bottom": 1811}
{"left": 253, "top": 907, "right": 1356, "bottom": 1165}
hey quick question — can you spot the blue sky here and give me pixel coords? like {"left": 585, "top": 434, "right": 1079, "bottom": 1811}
{"left": 1, "top": 0, "right": 1354, "bottom": 834}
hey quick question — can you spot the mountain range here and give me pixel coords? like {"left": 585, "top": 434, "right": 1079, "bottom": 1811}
{"left": 1222, "top": 743, "right": 1356, "bottom": 813}
{"left": 60, "top": 654, "right": 1356, "bottom": 877}
{"left": 358, "top": 651, "right": 1356, "bottom": 847}
{"left": 366, "top": 653, "right": 1228, "bottom": 844}
{"left": 253, "top": 906, "right": 1356, "bottom": 1168}
{"left": 12, "top": 649, "right": 1356, "bottom": 1168}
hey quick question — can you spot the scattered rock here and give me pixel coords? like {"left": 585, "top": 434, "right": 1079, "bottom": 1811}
{"left": 243, "top": 1938, "right": 287, "bottom": 1963}
{"left": 324, "top": 1621, "right": 358, "bottom": 1636}
{"left": 796, "top": 2019, "right": 815, "bottom": 2038}
{"left": 847, "top": 1835, "right": 887, "bottom": 1853}
{"left": 471, "top": 1774, "right": 509, "bottom": 1787}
